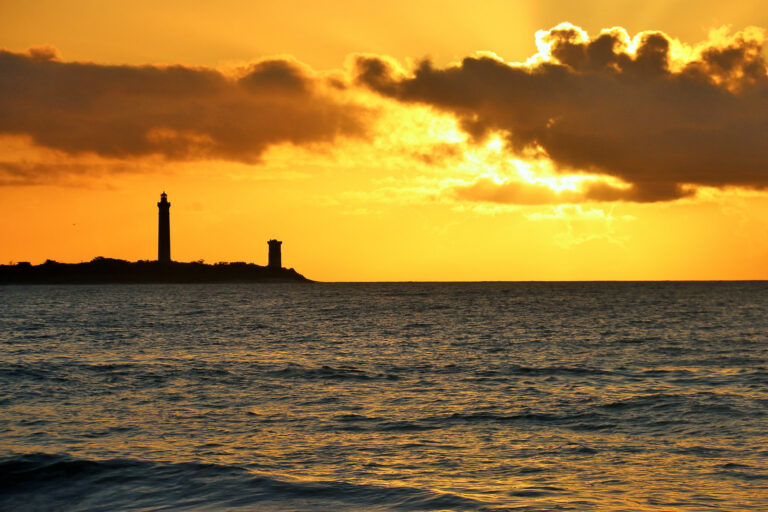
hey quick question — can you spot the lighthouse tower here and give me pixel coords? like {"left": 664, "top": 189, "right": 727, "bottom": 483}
{"left": 268, "top": 239, "right": 282, "bottom": 269}
{"left": 157, "top": 192, "right": 171, "bottom": 263}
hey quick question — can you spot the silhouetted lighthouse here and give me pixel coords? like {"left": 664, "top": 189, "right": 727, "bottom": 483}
{"left": 157, "top": 192, "right": 171, "bottom": 263}
{"left": 268, "top": 239, "right": 282, "bottom": 269}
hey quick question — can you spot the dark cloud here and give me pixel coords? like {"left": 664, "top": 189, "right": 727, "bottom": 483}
{"left": 0, "top": 161, "right": 54, "bottom": 186}
{"left": 0, "top": 159, "right": 135, "bottom": 186}
{"left": 0, "top": 49, "right": 368, "bottom": 174}
{"left": 451, "top": 177, "right": 695, "bottom": 205}
{"left": 355, "top": 25, "right": 768, "bottom": 202}
{"left": 237, "top": 59, "right": 312, "bottom": 94}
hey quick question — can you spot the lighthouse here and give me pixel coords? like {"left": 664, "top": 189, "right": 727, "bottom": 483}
{"left": 157, "top": 192, "right": 171, "bottom": 263}
{"left": 268, "top": 239, "right": 282, "bottom": 269}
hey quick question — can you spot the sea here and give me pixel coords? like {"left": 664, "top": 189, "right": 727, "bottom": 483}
{"left": 0, "top": 282, "right": 766, "bottom": 511}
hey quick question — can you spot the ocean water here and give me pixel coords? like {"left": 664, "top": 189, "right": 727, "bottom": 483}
{"left": 0, "top": 282, "right": 766, "bottom": 511}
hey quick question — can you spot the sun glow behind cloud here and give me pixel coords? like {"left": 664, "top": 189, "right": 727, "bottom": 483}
{"left": 454, "top": 134, "right": 633, "bottom": 197}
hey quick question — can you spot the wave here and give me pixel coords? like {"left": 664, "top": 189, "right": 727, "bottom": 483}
{"left": 0, "top": 453, "right": 483, "bottom": 511}
{"left": 321, "top": 390, "right": 756, "bottom": 434}
{"left": 508, "top": 365, "right": 613, "bottom": 376}
{"left": 319, "top": 410, "right": 616, "bottom": 434}
{"left": 271, "top": 363, "right": 400, "bottom": 381}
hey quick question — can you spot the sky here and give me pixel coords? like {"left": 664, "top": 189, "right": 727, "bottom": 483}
{"left": 2, "top": 0, "right": 768, "bottom": 281}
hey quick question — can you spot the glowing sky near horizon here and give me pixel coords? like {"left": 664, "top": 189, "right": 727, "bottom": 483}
{"left": 2, "top": 0, "right": 768, "bottom": 281}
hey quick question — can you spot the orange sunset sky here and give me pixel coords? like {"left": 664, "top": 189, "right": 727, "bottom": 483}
{"left": 2, "top": 0, "right": 768, "bottom": 281}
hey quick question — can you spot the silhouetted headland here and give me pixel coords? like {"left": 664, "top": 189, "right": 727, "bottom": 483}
{"left": 2, "top": 192, "right": 312, "bottom": 284}
{"left": 0, "top": 258, "right": 311, "bottom": 284}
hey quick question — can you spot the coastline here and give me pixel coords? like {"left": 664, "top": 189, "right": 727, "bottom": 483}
{"left": 0, "top": 258, "right": 312, "bottom": 284}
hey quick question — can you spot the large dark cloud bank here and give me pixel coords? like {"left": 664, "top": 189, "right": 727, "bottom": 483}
{"left": 2, "top": 24, "right": 768, "bottom": 202}
{"left": 355, "top": 25, "right": 768, "bottom": 202}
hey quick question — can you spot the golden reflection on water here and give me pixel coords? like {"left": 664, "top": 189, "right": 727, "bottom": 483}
{"left": 2, "top": 283, "right": 767, "bottom": 510}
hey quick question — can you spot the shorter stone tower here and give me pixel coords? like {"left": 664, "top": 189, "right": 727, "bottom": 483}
{"left": 268, "top": 239, "right": 282, "bottom": 269}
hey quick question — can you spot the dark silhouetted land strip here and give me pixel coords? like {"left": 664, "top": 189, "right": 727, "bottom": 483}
{"left": 0, "top": 258, "right": 311, "bottom": 284}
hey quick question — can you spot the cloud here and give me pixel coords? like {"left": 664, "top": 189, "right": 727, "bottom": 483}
{"left": 451, "top": 176, "right": 695, "bottom": 205}
{"left": 0, "top": 159, "right": 135, "bottom": 187}
{"left": 0, "top": 48, "right": 368, "bottom": 180}
{"left": 354, "top": 24, "right": 768, "bottom": 202}
{"left": 453, "top": 177, "right": 582, "bottom": 205}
